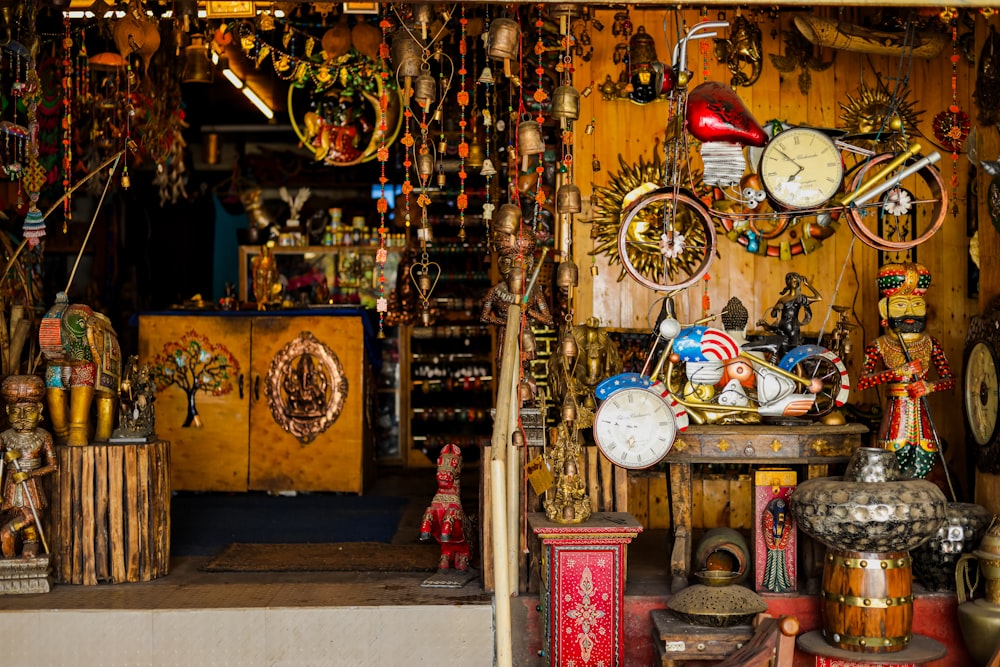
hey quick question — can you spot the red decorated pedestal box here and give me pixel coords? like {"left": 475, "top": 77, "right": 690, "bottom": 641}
{"left": 529, "top": 512, "right": 643, "bottom": 667}
{"left": 752, "top": 468, "right": 797, "bottom": 593}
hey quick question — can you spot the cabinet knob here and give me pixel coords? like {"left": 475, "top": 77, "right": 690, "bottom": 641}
{"left": 254, "top": 375, "right": 260, "bottom": 401}
{"left": 239, "top": 374, "right": 245, "bottom": 399}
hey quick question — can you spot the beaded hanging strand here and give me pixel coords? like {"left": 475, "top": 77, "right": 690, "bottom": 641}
{"left": 528, "top": 5, "right": 546, "bottom": 235}
{"left": 375, "top": 9, "right": 393, "bottom": 337}
{"left": 456, "top": 7, "right": 469, "bottom": 242}
{"left": 931, "top": 9, "right": 969, "bottom": 217}
{"left": 480, "top": 9, "right": 496, "bottom": 254}
{"left": 62, "top": 13, "right": 73, "bottom": 231}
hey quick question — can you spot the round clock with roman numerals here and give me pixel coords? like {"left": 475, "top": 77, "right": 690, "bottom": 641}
{"left": 593, "top": 386, "right": 678, "bottom": 469}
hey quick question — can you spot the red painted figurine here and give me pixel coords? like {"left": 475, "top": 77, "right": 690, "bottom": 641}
{"left": 419, "top": 444, "right": 471, "bottom": 571}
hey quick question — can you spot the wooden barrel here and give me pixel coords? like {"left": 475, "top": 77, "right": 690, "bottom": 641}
{"left": 51, "top": 441, "right": 171, "bottom": 585}
{"left": 821, "top": 549, "right": 913, "bottom": 653}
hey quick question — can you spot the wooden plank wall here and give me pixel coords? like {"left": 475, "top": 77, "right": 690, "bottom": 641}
{"left": 566, "top": 7, "right": 997, "bottom": 498}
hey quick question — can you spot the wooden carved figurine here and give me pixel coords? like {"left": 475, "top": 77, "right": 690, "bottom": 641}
{"left": 38, "top": 292, "right": 122, "bottom": 446}
{"left": 419, "top": 444, "right": 471, "bottom": 571}
{"left": 0, "top": 375, "right": 56, "bottom": 559}
{"left": 857, "top": 262, "right": 955, "bottom": 479}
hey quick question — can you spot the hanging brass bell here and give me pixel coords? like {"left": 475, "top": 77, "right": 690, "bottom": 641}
{"left": 480, "top": 158, "right": 497, "bottom": 177}
{"left": 557, "top": 183, "right": 582, "bottom": 214}
{"left": 417, "top": 271, "right": 433, "bottom": 293}
{"left": 181, "top": 34, "right": 213, "bottom": 84}
{"left": 518, "top": 379, "right": 535, "bottom": 404}
{"left": 437, "top": 139, "right": 448, "bottom": 154}
{"left": 478, "top": 66, "right": 495, "bottom": 85}
{"left": 550, "top": 85, "right": 580, "bottom": 121}
{"left": 486, "top": 18, "right": 520, "bottom": 61}
{"left": 495, "top": 203, "right": 522, "bottom": 235}
{"left": 517, "top": 120, "right": 545, "bottom": 156}
{"left": 561, "top": 395, "right": 578, "bottom": 424}
{"left": 391, "top": 31, "right": 424, "bottom": 79}
{"left": 560, "top": 329, "right": 579, "bottom": 359}
{"left": 520, "top": 326, "right": 537, "bottom": 358}
{"left": 412, "top": 71, "right": 437, "bottom": 109}
{"left": 556, "top": 259, "right": 579, "bottom": 289}
{"left": 466, "top": 142, "right": 485, "bottom": 169}
{"left": 629, "top": 26, "right": 658, "bottom": 67}
{"left": 416, "top": 152, "right": 435, "bottom": 179}
{"left": 436, "top": 170, "right": 447, "bottom": 187}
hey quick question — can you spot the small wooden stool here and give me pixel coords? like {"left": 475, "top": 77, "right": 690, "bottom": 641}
{"left": 651, "top": 609, "right": 754, "bottom": 666}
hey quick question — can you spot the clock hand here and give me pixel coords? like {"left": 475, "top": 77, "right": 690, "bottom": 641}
{"left": 773, "top": 147, "right": 804, "bottom": 169}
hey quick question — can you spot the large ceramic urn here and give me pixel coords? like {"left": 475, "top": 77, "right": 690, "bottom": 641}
{"left": 790, "top": 447, "right": 947, "bottom": 654}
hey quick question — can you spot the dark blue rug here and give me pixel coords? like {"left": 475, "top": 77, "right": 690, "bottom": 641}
{"left": 171, "top": 492, "right": 409, "bottom": 556}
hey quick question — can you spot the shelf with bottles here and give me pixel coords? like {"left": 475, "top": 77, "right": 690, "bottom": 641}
{"left": 237, "top": 244, "right": 402, "bottom": 308}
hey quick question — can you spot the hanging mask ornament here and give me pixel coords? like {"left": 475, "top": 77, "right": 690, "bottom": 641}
{"left": 714, "top": 15, "right": 763, "bottom": 87}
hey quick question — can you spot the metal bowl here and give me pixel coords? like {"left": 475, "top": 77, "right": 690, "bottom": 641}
{"left": 693, "top": 570, "right": 741, "bottom": 587}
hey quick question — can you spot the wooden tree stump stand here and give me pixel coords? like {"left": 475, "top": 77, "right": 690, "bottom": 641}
{"left": 51, "top": 440, "right": 170, "bottom": 585}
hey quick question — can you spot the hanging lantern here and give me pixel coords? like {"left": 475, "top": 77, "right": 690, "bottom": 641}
{"left": 416, "top": 152, "right": 435, "bottom": 179}
{"left": 556, "top": 259, "right": 579, "bottom": 289}
{"left": 486, "top": 18, "right": 520, "bottom": 62}
{"left": 495, "top": 203, "right": 522, "bottom": 235}
{"left": 517, "top": 119, "right": 545, "bottom": 156}
{"left": 181, "top": 33, "right": 213, "bottom": 84}
{"left": 412, "top": 69, "right": 437, "bottom": 109}
{"left": 480, "top": 158, "right": 497, "bottom": 177}
{"left": 557, "top": 183, "right": 582, "bottom": 214}
{"left": 550, "top": 85, "right": 581, "bottom": 121}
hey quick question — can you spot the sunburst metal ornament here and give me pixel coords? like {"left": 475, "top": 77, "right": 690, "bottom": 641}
{"left": 839, "top": 80, "right": 922, "bottom": 151}
{"left": 588, "top": 151, "right": 712, "bottom": 284}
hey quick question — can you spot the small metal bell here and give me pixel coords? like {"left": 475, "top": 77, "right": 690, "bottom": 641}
{"left": 121, "top": 171, "right": 131, "bottom": 189}
{"left": 556, "top": 259, "right": 579, "bottom": 289}
{"left": 417, "top": 271, "right": 433, "bottom": 293}
{"left": 629, "top": 26, "right": 657, "bottom": 67}
{"left": 466, "top": 142, "right": 485, "bottom": 168}
{"left": 478, "top": 66, "right": 495, "bottom": 85}
{"left": 517, "top": 119, "right": 545, "bottom": 156}
{"left": 560, "top": 329, "right": 579, "bottom": 359}
{"left": 437, "top": 139, "right": 448, "bottom": 154}
{"left": 518, "top": 379, "right": 535, "bottom": 404}
{"left": 436, "top": 170, "right": 447, "bottom": 187}
{"left": 507, "top": 263, "right": 525, "bottom": 296}
{"left": 486, "top": 18, "right": 520, "bottom": 61}
{"left": 520, "top": 327, "right": 537, "bottom": 359}
{"left": 391, "top": 31, "right": 424, "bottom": 79}
{"left": 416, "top": 152, "right": 435, "bottom": 179}
{"left": 557, "top": 183, "right": 582, "bottom": 214}
{"left": 495, "top": 203, "right": 522, "bottom": 235}
{"left": 412, "top": 71, "right": 437, "bottom": 109}
{"left": 480, "top": 158, "right": 497, "bottom": 177}
{"left": 591, "top": 156, "right": 601, "bottom": 172}
{"left": 550, "top": 85, "right": 581, "bottom": 121}
{"left": 561, "top": 395, "right": 578, "bottom": 424}
{"left": 511, "top": 430, "right": 525, "bottom": 448}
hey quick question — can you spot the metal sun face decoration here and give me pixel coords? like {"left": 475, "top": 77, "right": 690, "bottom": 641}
{"left": 265, "top": 331, "right": 348, "bottom": 444}
{"left": 838, "top": 80, "right": 922, "bottom": 152}
{"left": 589, "top": 151, "right": 712, "bottom": 286}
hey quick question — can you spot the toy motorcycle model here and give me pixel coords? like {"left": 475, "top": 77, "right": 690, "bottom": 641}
{"left": 657, "top": 314, "right": 849, "bottom": 425}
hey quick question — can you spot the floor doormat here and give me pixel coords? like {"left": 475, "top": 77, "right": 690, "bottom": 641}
{"left": 172, "top": 493, "right": 410, "bottom": 557}
{"left": 202, "top": 542, "right": 442, "bottom": 573}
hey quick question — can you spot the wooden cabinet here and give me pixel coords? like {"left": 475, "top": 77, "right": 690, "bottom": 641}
{"left": 138, "top": 311, "right": 373, "bottom": 493}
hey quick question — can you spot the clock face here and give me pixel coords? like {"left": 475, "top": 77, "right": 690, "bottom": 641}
{"left": 758, "top": 127, "right": 844, "bottom": 209}
{"left": 965, "top": 340, "right": 1000, "bottom": 447}
{"left": 593, "top": 387, "right": 678, "bottom": 469}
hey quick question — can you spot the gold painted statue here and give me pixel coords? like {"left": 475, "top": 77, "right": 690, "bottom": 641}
{"left": 0, "top": 375, "right": 56, "bottom": 558}
{"left": 543, "top": 422, "right": 591, "bottom": 524}
{"left": 547, "top": 317, "right": 623, "bottom": 425}
{"left": 252, "top": 244, "right": 281, "bottom": 310}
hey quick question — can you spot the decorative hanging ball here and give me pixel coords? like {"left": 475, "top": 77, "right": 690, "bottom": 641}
{"left": 932, "top": 107, "right": 970, "bottom": 152}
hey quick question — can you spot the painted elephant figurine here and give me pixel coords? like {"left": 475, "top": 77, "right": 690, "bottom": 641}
{"left": 38, "top": 292, "right": 122, "bottom": 446}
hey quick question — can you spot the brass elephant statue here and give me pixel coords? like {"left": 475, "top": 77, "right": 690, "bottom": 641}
{"left": 38, "top": 292, "right": 122, "bottom": 446}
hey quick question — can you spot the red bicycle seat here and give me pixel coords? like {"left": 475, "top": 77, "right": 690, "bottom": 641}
{"left": 686, "top": 81, "right": 768, "bottom": 146}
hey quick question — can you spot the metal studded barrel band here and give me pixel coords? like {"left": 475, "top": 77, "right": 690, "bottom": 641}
{"left": 827, "top": 553, "right": 911, "bottom": 570}
{"left": 824, "top": 631, "right": 911, "bottom": 650}
{"left": 821, "top": 590, "right": 913, "bottom": 608}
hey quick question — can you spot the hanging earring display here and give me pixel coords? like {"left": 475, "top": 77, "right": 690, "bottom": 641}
{"left": 932, "top": 12, "right": 970, "bottom": 217}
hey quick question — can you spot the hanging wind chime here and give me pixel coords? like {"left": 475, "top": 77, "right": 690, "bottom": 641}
{"left": 932, "top": 10, "right": 970, "bottom": 217}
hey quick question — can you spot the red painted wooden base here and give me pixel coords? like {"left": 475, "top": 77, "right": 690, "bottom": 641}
{"left": 529, "top": 512, "right": 643, "bottom": 667}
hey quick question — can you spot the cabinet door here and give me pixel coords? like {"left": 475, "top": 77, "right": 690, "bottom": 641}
{"left": 139, "top": 315, "right": 251, "bottom": 491}
{"left": 248, "top": 315, "right": 370, "bottom": 493}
